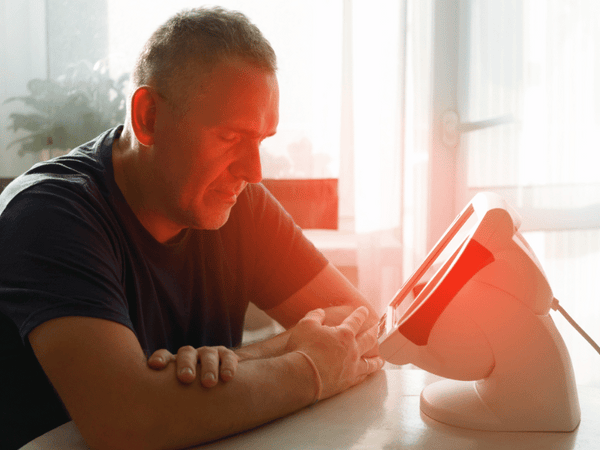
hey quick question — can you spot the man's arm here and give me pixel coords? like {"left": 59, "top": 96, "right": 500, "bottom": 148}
{"left": 29, "top": 308, "right": 381, "bottom": 450}
{"left": 264, "top": 262, "right": 379, "bottom": 329}
{"left": 154, "top": 262, "right": 381, "bottom": 375}
{"left": 238, "top": 262, "right": 379, "bottom": 360}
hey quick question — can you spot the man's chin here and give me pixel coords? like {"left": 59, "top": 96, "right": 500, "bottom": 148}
{"left": 192, "top": 209, "right": 232, "bottom": 230}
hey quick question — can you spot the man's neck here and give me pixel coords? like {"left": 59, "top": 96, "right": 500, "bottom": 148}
{"left": 111, "top": 130, "right": 185, "bottom": 244}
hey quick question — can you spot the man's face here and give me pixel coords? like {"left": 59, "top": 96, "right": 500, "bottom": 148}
{"left": 150, "top": 58, "right": 279, "bottom": 232}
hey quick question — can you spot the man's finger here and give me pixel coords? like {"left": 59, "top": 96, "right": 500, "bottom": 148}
{"left": 301, "top": 308, "right": 326, "bottom": 324}
{"left": 338, "top": 306, "right": 369, "bottom": 335}
{"left": 176, "top": 345, "right": 198, "bottom": 384}
{"left": 147, "top": 349, "right": 175, "bottom": 369}
{"left": 362, "top": 355, "right": 385, "bottom": 375}
{"left": 218, "top": 347, "right": 238, "bottom": 382}
{"left": 356, "top": 324, "right": 379, "bottom": 356}
{"left": 197, "top": 347, "right": 220, "bottom": 387}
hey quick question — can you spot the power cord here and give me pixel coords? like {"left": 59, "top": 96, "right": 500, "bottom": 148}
{"left": 551, "top": 297, "right": 600, "bottom": 356}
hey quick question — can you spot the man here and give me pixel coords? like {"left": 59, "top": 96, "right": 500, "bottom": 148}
{"left": 0, "top": 7, "right": 383, "bottom": 450}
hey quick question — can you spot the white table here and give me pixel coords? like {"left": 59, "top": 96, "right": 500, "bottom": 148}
{"left": 21, "top": 369, "right": 600, "bottom": 450}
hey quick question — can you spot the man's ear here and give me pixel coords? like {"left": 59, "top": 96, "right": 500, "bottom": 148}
{"left": 130, "top": 86, "right": 157, "bottom": 147}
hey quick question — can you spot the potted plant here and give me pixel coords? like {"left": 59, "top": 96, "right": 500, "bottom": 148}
{"left": 4, "top": 59, "right": 128, "bottom": 160}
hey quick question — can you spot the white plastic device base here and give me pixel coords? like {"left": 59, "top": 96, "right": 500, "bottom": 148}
{"left": 419, "top": 280, "right": 580, "bottom": 432}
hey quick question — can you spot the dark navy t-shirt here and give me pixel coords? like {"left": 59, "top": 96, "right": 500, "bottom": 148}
{"left": 0, "top": 126, "right": 327, "bottom": 449}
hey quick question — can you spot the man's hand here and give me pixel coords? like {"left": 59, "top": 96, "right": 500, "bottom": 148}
{"left": 147, "top": 345, "right": 239, "bottom": 387}
{"left": 285, "top": 306, "right": 384, "bottom": 401}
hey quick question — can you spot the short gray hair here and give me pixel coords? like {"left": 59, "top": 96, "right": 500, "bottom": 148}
{"left": 131, "top": 6, "right": 277, "bottom": 106}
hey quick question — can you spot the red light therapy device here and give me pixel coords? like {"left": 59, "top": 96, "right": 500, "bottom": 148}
{"left": 378, "top": 192, "right": 580, "bottom": 432}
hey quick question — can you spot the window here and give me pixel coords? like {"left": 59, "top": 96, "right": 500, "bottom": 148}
{"left": 455, "top": 0, "right": 600, "bottom": 386}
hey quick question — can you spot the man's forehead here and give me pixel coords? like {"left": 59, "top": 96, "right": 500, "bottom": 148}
{"left": 182, "top": 60, "right": 279, "bottom": 133}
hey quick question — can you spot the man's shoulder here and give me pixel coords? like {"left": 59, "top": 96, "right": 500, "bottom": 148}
{"left": 0, "top": 167, "right": 103, "bottom": 221}
{"left": 0, "top": 128, "right": 118, "bottom": 217}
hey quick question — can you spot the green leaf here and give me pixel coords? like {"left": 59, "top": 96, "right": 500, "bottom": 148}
{"left": 5, "top": 60, "right": 129, "bottom": 155}
{"left": 6, "top": 113, "right": 47, "bottom": 132}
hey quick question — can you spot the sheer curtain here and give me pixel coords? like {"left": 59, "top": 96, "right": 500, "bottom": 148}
{"left": 0, "top": 0, "right": 47, "bottom": 177}
{"left": 349, "top": 0, "right": 434, "bottom": 313}
{"left": 459, "top": 0, "right": 600, "bottom": 386}
{"left": 347, "top": 0, "right": 403, "bottom": 313}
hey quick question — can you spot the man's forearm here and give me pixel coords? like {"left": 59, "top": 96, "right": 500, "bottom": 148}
{"left": 235, "top": 329, "right": 291, "bottom": 360}
{"left": 235, "top": 306, "right": 371, "bottom": 361}
{"left": 146, "top": 351, "right": 318, "bottom": 450}
{"left": 82, "top": 351, "right": 318, "bottom": 450}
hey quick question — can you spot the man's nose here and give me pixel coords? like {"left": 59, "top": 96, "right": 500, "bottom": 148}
{"left": 229, "top": 142, "right": 263, "bottom": 184}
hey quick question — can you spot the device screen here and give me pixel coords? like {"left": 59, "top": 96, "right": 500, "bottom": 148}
{"left": 390, "top": 204, "right": 480, "bottom": 328}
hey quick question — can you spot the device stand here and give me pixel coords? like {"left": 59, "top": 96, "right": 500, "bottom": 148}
{"left": 420, "top": 280, "right": 580, "bottom": 432}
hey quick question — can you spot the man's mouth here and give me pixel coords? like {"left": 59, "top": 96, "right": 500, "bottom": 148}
{"left": 212, "top": 190, "right": 237, "bottom": 203}
{"left": 212, "top": 185, "right": 245, "bottom": 203}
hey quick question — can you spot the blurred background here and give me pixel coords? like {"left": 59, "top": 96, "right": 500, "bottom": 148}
{"left": 1, "top": 0, "right": 599, "bottom": 386}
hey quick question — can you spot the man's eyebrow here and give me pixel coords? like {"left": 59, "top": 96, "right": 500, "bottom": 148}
{"left": 222, "top": 126, "right": 277, "bottom": 138}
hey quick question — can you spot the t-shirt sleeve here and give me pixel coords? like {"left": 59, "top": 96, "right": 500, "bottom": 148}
{"left": 241, "top": 183, "right": 329, "bottom": 310}
{"left": 0, "top": 182, "right": 132, "bottom": 342}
